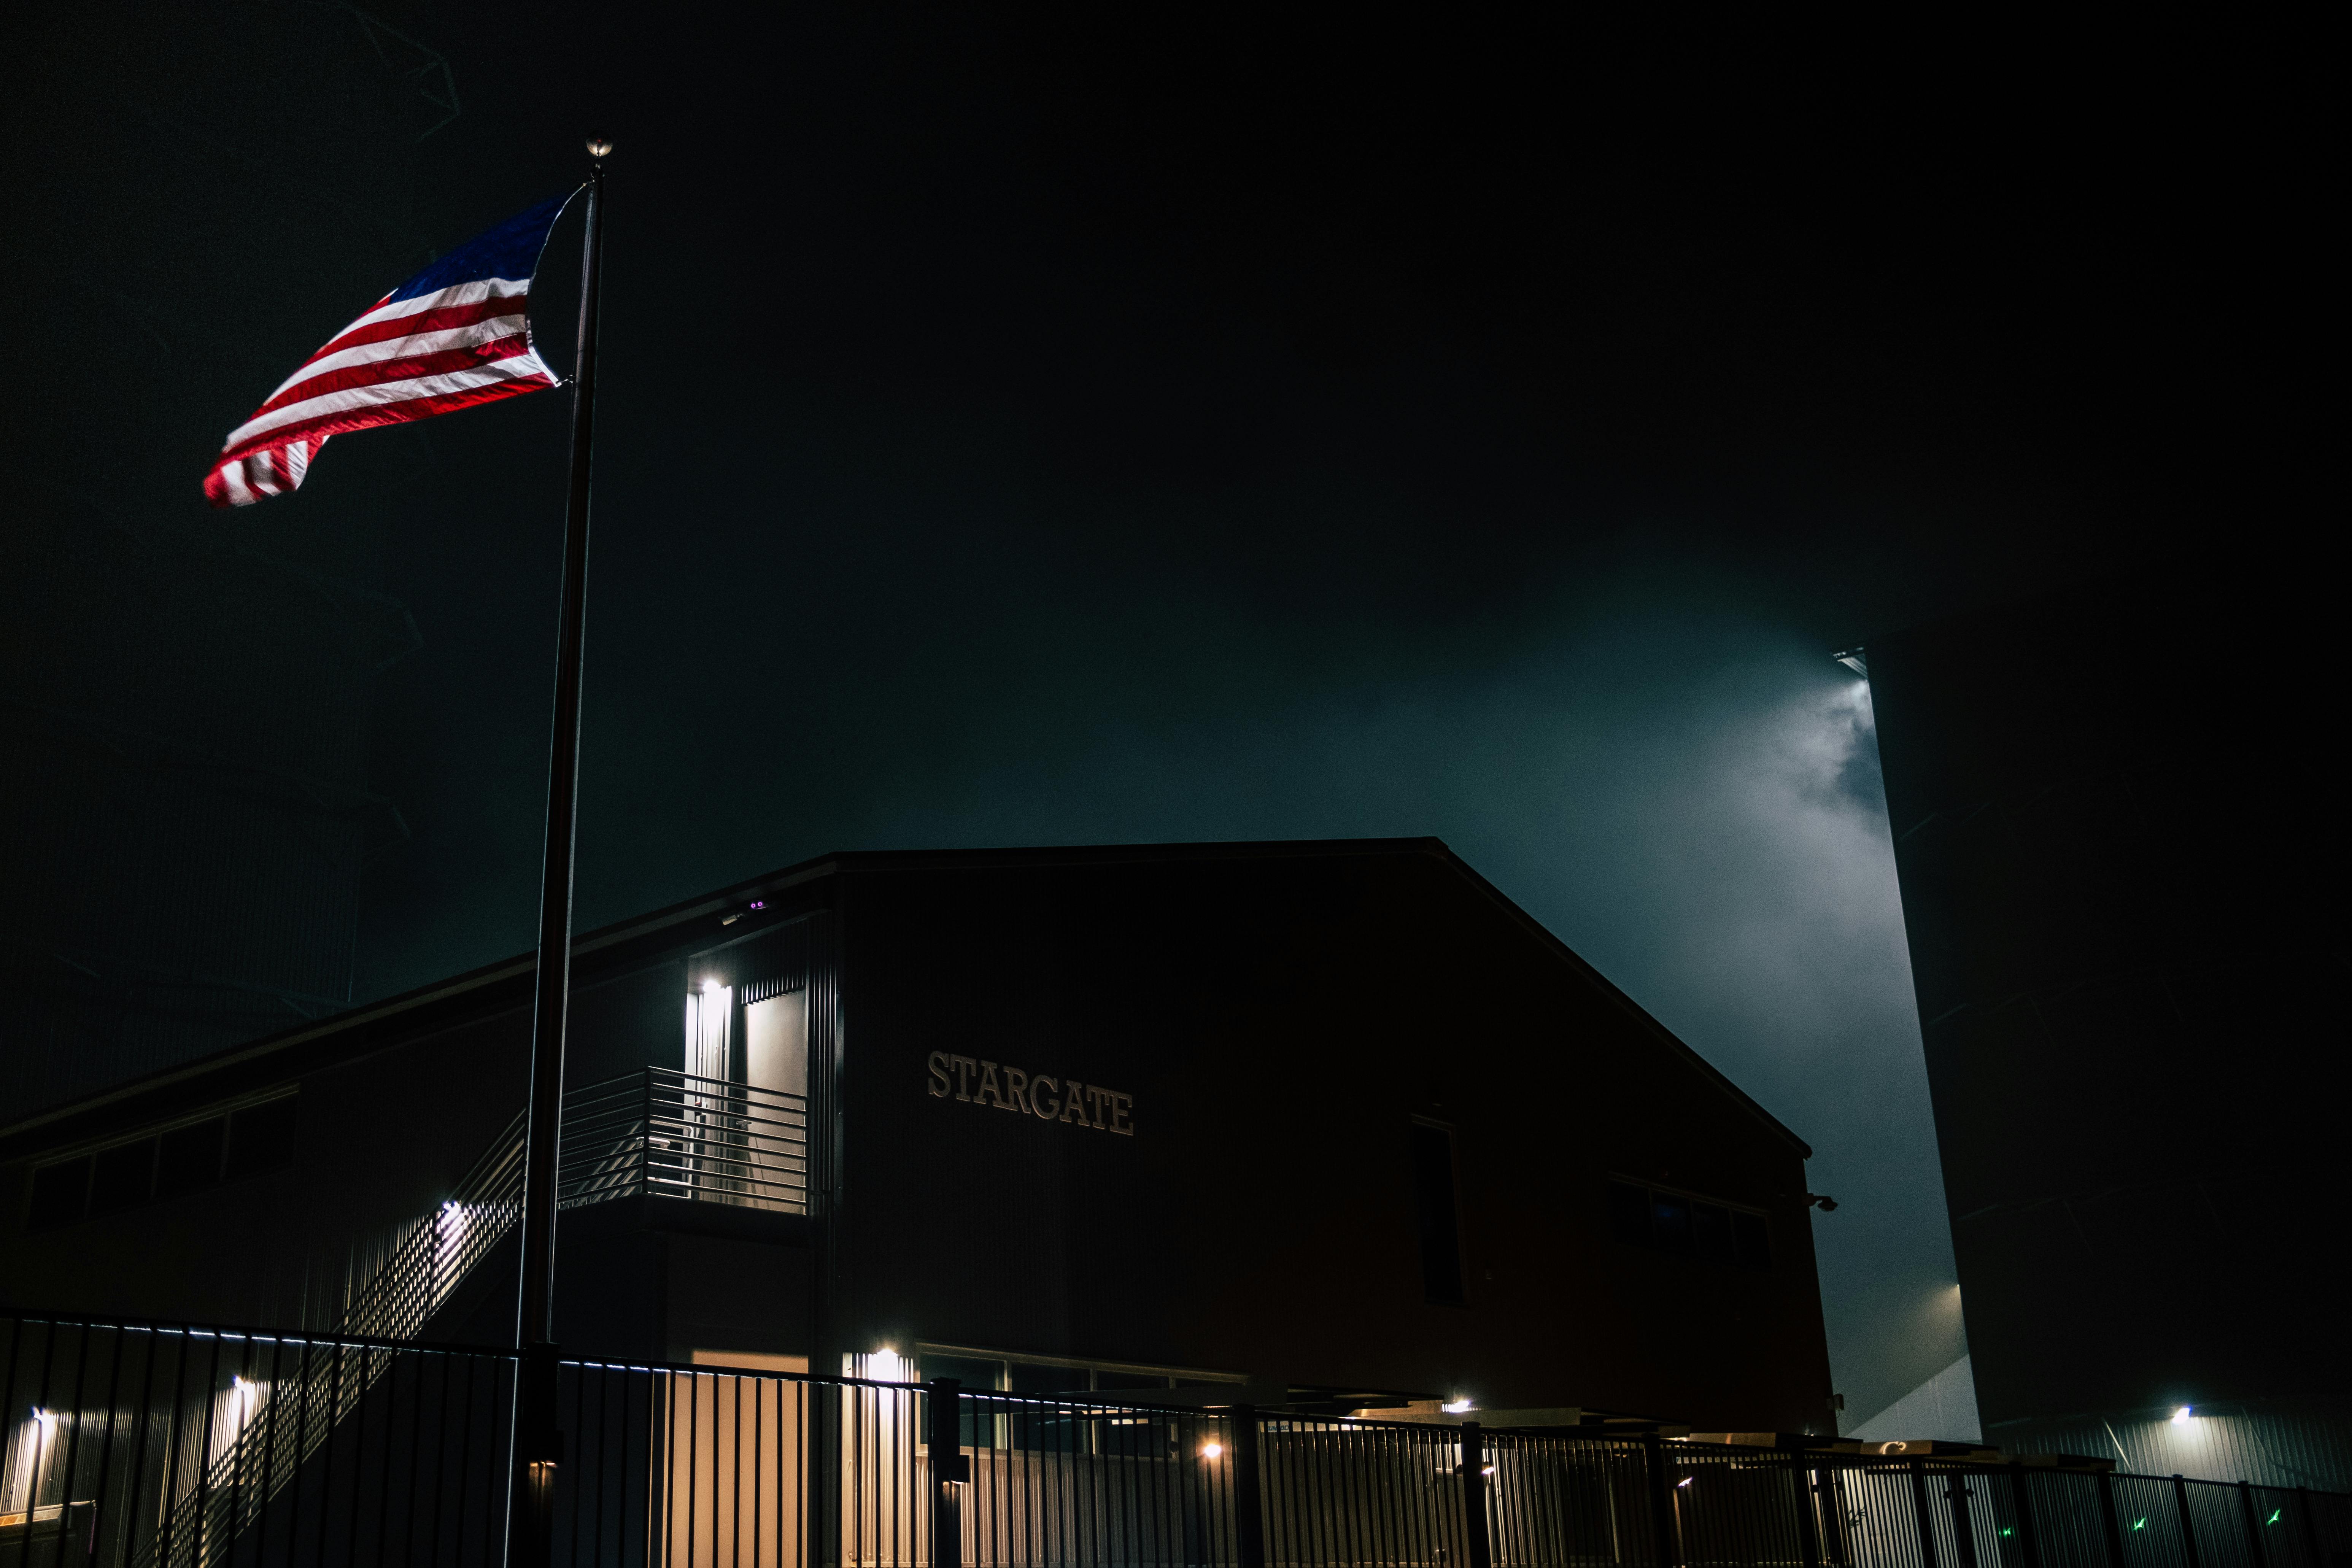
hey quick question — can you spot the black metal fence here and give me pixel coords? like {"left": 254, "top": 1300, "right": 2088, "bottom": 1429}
{"left": 8, "top": 1310, "right": 2350, "bottom": 1568}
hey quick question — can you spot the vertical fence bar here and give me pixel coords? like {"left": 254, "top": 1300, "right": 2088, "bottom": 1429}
{"left": 2237, "top": 1480, "right": 2266, "bottom": 1568}
{"left": 1232, "top": 1406, "right": 1264, "bottom": 1568}
{"left": 1643, "top": 1432, "right": 1678, "bottom": 1568}
{"left": 2009, "top": 1463, "right": 2044, "bottom": 1568}
{"left": 927, "top": 1378, "right": 961, "bottom": 1568}
{"left": 1818, "top": 1466, "right": 1850, "bottom": 1568}
{"left": 1461, "top": 1422, "right": 1491, "bottom": 1568}
{"left": 1792, "top": 1457, "right": 1822, "bottom": 1568}
{"left": 2174, "top": 1475, "right": 2202, "bottom": 1568}
{"left": 2098, "top": 1471, "right": 2127, "bottom": 1568}
{"left": 1911, "top": 1460, "right": 1941, "bottom": 1568}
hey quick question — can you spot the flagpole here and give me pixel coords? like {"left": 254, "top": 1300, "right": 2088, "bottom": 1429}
{"left": 509, "top": 137, "right": 609, "bottom": 1568}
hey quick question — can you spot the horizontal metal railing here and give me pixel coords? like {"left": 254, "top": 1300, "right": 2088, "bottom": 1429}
{"left": 9, "top": 1307, "right": 2352, "bottom": 1568}
{"left": 558, "top": 1066, "right": 810, "bottom": 1215}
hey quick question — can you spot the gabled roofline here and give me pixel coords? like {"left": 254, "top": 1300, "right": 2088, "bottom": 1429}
{"left": 0, "top": 837, "right": 1810, "bottom": 1161}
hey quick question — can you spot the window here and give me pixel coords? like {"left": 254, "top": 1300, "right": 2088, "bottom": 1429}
{"left": 89, "top": 1140, "right": 157, "bottom": 1217}
{"left": 23, "top": 1092, "right": 297, "bottom": 1231}
{"left": 27, "top": 1160, "right": 89, "bottom": 1231}
{"left": 225, "top": 1097, "right": 299, "bottom": 1179}
{"left": 1649, "top": 1190, "right": 1693, "bottom": 1255}
{"left": 1409, "top": 1120, "right": 1466, "bottom": 1306}
{"left": 1607, "top": 1178, "right": 1771, "bottom": 1271}
{"left": 156, "top": 1119, "right": 226, "bottom": 1199}
{"left": 915, "top": 1352, "right": 1210, "bottom": 1452}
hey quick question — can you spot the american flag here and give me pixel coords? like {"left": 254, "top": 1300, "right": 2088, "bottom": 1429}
{"left": 205, "top": 192, "right": 575, "bottom": 508}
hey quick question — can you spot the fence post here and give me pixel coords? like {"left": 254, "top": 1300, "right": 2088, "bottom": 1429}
{"left": 2170, "top": 1475, "right": 2203, "bottom": 1568}
{"left": 1642, "top": 1431, "right": 1679, "bottom": 1568}
{"left": 929, "top": 1379, "right": 963, "bottom": 1568}
{"left": 2295, "top": 1487, "right": 2322, "bottom": 1568}
{"left": 1910, "top": 1460, "right": 1940, "bottom": 1568}
{"left": 1791, "top": 1458, "right": 1821, "bottom": 1568}
{"left": 2008, "top": 1462, "right": 2043, "bottom": 1568}
{"left": 1946, "top": 1470, "right": 1982, "bottom": 1568}
{"left": 1461, "top": 1422, "right": 1493, "bottom": 1568}
{"left": 2237, "top": 1481, "right": 2266, "bottom": 1568}
{"left": 510, "top": 1339, "right": 563, "bottom": 1568}
{"left": 2096, "top": 1471, "right": 2126, "bottom": 1567}
{"left": 1233, "top": 1404, "right": 1265, "bottom": 1568}
{"left": 1816, "top": 1468, "right": 1851, "bottom": 1567}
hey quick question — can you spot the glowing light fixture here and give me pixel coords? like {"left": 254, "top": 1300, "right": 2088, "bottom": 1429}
{"left": 1677, "top": 1477, "right": 1692, "bottom": 1489}
{"left": 1201, "top": 1442, "right": 1224, "bottom": 1460}
{"left": 2171, "top": 1406, "right": 2193, "bottom": 1425}
{"left": 1442, "top": 1399, "right": 1473, "bottom": 1414}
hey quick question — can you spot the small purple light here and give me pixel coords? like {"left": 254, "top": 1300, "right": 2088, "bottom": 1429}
{"left": 749, "top": 901, "right": 766, "bottom": 910}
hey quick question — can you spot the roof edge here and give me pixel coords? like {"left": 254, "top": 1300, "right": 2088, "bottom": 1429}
{"left": 2, "top": 836, "right": 1810, "bottom": 1162}
{"left": 1413, "top": 843, "right": 1815, "bottom": 1159}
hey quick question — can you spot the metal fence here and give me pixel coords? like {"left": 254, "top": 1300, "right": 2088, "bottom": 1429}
{"left": 8, "top": 1309, "right": 2351, "bottom": 1568}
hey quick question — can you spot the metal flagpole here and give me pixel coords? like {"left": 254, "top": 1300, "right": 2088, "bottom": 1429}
{"left": 508, "top": 136, "right": 609, "bottom": 1568}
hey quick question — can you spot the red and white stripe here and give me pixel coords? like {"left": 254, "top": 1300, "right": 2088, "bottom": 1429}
{"left": 204, "top": 278, "right": 556, "bottom": 508}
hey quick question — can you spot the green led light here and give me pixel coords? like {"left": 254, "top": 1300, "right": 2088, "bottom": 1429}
{"left": 2267, "top": 1511, "right": 2281, "bottom": 1525}
{"left": 2133, "top": 1519, "right": 2148, "bottom": 1531}
{"left": 2000, "top": 1528, "right": 2015, "bottom": 1538}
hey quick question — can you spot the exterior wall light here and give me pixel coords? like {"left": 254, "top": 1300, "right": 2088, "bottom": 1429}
{"left": 1200, "top": 1442, "right": 1224, "bottom": 1460}
{"left": 1442, "top": 1399, "right": 1473, "bottom": 1414}
{"left": 2171, "top": 1406, "right": 2193, "bottom": 1425}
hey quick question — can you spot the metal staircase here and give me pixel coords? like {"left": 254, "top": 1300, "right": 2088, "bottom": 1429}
{"left": 137, "top": 1066, "right": 807, "bottom": 1566}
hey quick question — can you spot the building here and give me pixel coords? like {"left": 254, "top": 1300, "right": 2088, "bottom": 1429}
{"left": 1849, "top": 578, "right": 2347, "bottom": 1486}
{"left": 1, "top": 839, "right": 1836, "bottom": 1433}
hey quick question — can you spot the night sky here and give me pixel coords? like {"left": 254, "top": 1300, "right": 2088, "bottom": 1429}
{"left": 5, "top": 4, "right": 2328, "bottom": 1427}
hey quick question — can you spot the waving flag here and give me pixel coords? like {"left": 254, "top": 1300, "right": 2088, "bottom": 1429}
{"left": 205, "top": 192, "right": 576, "bottom": 507}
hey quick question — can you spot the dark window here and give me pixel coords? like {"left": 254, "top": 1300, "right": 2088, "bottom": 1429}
{"left": 89, "top": 1139, "right": 157, "bottom": 1215}
{"left": 1005, "top": 1363, "right": 1087, "bottom": 1451}
{"left": 1093, "top": 1370, "right": 1168, "bottom": 1391}
{"left": 920, "top": 1354, "right": 1004, "bottom": 1448}
{"left": 224, "top": 1097, "right": 298, "bottom": 1179}
{"left": 28, "top": 1158, "right": 91, "bottom": 1230}
{"left": 1692, "top": 1202, "right": 1734, "bottom": 1263}
{"left": 154, "top": 1118, "right": 227, "bottom": 1200}
{"left": 1610, "top": 1177, "right": 1770, "bottom": 1271}
{"left": 1608, "top": 1181, "right": 1651, "bottom": 1247}
{"left": 1409, "top": 1121, "right": 1466, "bottom": 1305}
{"left": 1006, "top": 1363, "right": 1089, "bottom": 1395}
{"left": 918, "top": 1354, "right": 1003, "bottom": 1390}
{"left": 1650, "top": 1190, "right": 1693, "bottom": 1254}
{"left": 1732, "top": 1210, "right": 1772, "bottom": 1270}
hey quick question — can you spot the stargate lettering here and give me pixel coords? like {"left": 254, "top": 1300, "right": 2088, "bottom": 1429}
{"left": 925, "top": 1051, "right": 1134, "bottom": 1136}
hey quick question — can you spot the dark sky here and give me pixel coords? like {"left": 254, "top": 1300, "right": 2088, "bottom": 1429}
{"left": 5, "top": 3, "right": 2329, "bottom": 1425}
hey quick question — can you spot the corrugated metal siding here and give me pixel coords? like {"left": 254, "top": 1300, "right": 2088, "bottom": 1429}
{"left": 1993, "top": 1401, "right": 2352, "bottom": 1490}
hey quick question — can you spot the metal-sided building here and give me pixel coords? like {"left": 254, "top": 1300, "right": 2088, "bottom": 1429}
{"left": 1851, "top": 578, "right": 2346, "bottom": 1487}
{"left": 1, "top": 839, "right": 1835, "bottom": 1433}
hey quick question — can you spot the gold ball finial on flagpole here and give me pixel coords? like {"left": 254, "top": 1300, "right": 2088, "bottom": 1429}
{"left": 586, "top": 137, "right": 613, "bottom": 159}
